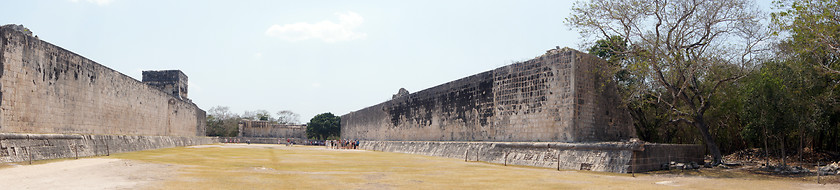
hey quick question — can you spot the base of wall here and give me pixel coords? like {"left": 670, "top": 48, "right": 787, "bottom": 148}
{"left": 0, "top": 133, "right": 219, "bottom": 163}
{"left": 360, "top": 141, "right": 704, "bottom": 173}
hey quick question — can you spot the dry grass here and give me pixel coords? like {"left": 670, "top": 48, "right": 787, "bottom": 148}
{"left": 109, "top": 144, "right": 836, "bottom": 190}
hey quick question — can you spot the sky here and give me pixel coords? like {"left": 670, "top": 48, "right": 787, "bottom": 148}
{"left": 0, "top": 0, "right": 776, "bottom": 123}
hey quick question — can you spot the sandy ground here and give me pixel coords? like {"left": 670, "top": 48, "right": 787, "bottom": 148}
{"left": 0, "top": 158, "right": 175, "bottom": 190}
{"left": 1, "top": 144, "right": 838, "bottom": 189}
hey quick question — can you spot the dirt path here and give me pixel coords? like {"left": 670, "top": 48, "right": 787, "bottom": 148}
{"left": 0, "top": 158, "right": 175, "bottom": 190}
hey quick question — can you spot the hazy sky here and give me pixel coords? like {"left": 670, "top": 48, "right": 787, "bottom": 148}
{"left": 1, "top": 0, "right": 775, "bottom": 123}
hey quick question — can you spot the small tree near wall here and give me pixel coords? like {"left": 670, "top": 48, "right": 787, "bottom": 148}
{"left": 306, "top": 113, "right": 341, "bottom": 140}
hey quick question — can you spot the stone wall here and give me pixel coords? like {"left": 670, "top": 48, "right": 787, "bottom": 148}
{"left": 341, "top": 49, "right": 633, "bottom": 142}
{"left": 142, "top": 70, "right": 188, "bottom": 100}
{"left": 237, "top": 120, "right": 306, "bottom": 138}
{"left": 0, "top": 25, "right": 205, "bottom": 136}
{"left": 360, "top": 140, "right": 704, "bottom": 173}
{"left": 0, "top": 133, "right": 218, "bottom": 163}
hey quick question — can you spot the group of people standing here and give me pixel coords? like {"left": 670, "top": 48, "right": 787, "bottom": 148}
{"left": 326, "top": 139, "right": 360, "bottom": 149}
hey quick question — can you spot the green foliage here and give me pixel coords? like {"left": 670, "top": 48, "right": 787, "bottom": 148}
{"left": 206, "top": 106, "right": 241, "bottom": 137}
{"left": 574, "top": 0, "right": 840, "bottom": 161}
{"left": 588, "top": 35, "right": 666, "bottom": 143}
{"left": 772, "top": 0, "right": 840, "bottom": 74}
{"left": 770, "top": 0, "right": 840, "bottom": 153}
{"left": 570, "top": 0, "right": 769, "bottom": 163}
{"left": 741, "top": 62, "right": 796, "bottom": 144}
{"left": 306, "top": 113, "right": 341, "bottom": 140}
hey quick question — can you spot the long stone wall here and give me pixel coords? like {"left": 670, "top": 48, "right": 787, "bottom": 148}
{"left": 0, "top": 26, "right": 205, "bottom": 136}
{"left": 361, "top": 141, "right": 704, "bottom": 173}
{"left": 0, "top": 133, "right": 218, "bottom": 163}
{"left": 342, "top": 49, "right": 633, "bottom": 142}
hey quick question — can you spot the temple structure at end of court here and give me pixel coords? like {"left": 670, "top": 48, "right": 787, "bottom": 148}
{"left": 341, "top": 48, "right": 704, "bottom": 173}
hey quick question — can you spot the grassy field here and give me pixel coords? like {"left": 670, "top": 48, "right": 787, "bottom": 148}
{"left": 108, "top": 144, "right": 834, "bottom": 190}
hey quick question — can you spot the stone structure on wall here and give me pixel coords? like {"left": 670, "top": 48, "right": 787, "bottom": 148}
{"left": 1, "top": 24, "right": 32, "bottom": 37}
{"left": 0, "top": 25, "right": 206, "bottom": 136}
{"left": 142, "top": 70, "right": 189, "bottom": 100}
{"left": 391, "top": 88, "right": 409, "bottom": 99}
{"left": 342, "top": 48, "right": 634, "bottom": 142}
{"left": 238, "top": 120, "right": 306, "bottom": 139}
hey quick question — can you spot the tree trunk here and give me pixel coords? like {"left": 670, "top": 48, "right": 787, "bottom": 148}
{"left": 799, "top": 125, "right": 804, "bottom": 162}
{"left": 781, "top": 136, "right": 787, "bottom": 167}
{"left": 693, "top": 116, "right": 723, "bottom": 165}
{"left": 764, "top": 125, "right": 770, "bottom": 167}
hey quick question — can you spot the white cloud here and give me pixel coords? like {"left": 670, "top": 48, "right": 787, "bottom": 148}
{"left": 253, "top": 52, "right": 263, "bottom": 60}
{"left": 70, "top": 0, "right": 113, "bottom": 6}
{"left": 265, "top": 11, "right": 367, "bottom": 42}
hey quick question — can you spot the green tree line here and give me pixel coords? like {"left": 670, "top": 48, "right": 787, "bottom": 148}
{"left": 569, "top": 0, "right": 839, "bottom": 165}
{"left": 206, "top": 106, "right": 340, "bottom": 140}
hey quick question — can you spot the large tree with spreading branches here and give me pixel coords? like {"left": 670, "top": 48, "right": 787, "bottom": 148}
{"left": 567, "top": 0, "right": 771, "bottom": 164}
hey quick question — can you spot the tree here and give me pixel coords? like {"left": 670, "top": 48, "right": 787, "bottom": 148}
{"left": 740, "top": 62, "right": 798, "bottom": 166}
{"left": 206, "top": 106, "right": 241, "bottom": 137}
{"left": 568, "top": 0, "right": 771, "bottom": 164}
{"left": 306, "top": 113, "right": 341, "bottom": 140}
{"left": 588, "top": 36, "right": 668, "bottom": 143}
{"left": 772, "top": 0, "right": 840, "bottom": 75}
{"left": 771, "top": 0, "right": 840, "bottom": 155}
{"left": 276, "top": 110, "right": 300, "bottom": 124}
{"left": 243, "top": 110, "right": 273, "bottom": 121}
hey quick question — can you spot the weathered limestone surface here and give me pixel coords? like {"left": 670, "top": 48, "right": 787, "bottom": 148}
{"left": 0, "top": 26, "right": 206, "bottom": 136}
{"left": 342, "top": 49, "right": 633, "bottom": 142}
{"left": 142, "top": 70, "right": 189, "bottom": 100}
{"left": 361, "top": 140, "right": 703, "bottom": 173}
{"left": 238, "top": 120, "right": 306, "bottom": 138}
{"left": 343, "top": 48, "right": 704, "bottom": 173}
{"left": 0, "top": 133, "right": 218, "bottom": 163}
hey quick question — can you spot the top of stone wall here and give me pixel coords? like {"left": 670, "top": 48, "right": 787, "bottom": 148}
{"left": 0, "top": 25, "right": 196, "bottom": 105}
{"left": 142, "top": 70, "right": 187, "bottom": 82}
{"left": 1, "top": 24, "right": 34, "bottom": 37}
{"left": 391, "top": 88, "right": 409, "bottom": 99}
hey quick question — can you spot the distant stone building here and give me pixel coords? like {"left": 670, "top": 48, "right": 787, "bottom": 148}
{"left": 238, "top": 120, "right": 306, "bottom": 139}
